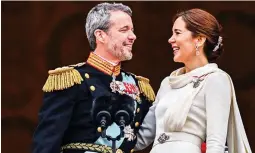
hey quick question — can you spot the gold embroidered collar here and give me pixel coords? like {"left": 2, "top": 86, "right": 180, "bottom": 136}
{"left": 87, "top": 52, "right": 121, "bottom": 76}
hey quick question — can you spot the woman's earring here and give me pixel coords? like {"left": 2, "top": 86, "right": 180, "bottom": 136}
{"left": 195, "top": 43, "right": 200, "bottom": 56}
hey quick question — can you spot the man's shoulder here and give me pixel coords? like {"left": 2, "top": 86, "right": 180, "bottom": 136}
{"left": 124, "top": 71, "right": 155, "bottom": 102}
{"left": 42, "top": 62, "right": 87, "bottom": 92}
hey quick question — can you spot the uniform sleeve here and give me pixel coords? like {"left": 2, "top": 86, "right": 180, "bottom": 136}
{"left": 32, "top": 86, "right": 78, "bottom": 153}
{"left": 205, "top": 72, "right": 231, "bottom": 153}
{"left": 135, "top": 77, "right": 169, "bottom": 151}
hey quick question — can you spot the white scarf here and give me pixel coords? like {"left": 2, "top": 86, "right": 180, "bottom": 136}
{"left": 163, "top": 63, "right": 251, "bottom": 153}
{"left": 226, "top": 76, "right": 252, "bottom": 153}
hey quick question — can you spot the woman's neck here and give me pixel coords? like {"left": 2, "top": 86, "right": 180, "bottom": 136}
{"left": 184, "top": 56, "right": 209, "bottom": 73}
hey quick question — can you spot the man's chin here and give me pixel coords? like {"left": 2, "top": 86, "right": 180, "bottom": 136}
{"left": 120, "top": 56, "right": 132, "bottom": 61}
{"left": 120, "top": 53, "right": 132, "bottom": 61}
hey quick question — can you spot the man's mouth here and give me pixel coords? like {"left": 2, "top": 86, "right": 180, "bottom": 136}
{"left": 124, "top": 44, "right": 133, "bottom": 50}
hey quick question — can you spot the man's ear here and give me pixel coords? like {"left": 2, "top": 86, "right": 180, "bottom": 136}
{"left": 94, "top": 29, "right": 106, "bottom": 43}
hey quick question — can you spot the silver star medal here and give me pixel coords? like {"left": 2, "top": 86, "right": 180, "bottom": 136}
{"left": 123, "top": 125, "right": 136, "bottom": 141}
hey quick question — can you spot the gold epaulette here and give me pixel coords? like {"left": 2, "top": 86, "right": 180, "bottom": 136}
{"left": 42, "top": 65, "right": 84, "bottom": 92}
{"left": 135, "top": 76, "right": 155, "bottom": 102}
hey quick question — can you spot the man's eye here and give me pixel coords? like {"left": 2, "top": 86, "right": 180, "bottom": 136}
{"left": 120, "top": 29, "right": 127, "bottom": 32}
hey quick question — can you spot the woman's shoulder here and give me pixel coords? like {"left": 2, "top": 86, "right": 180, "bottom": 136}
{"left": 204, "top": 68, "right": 232, "bottom": 102}
{"left": 205, "top": 68, "right": 232, "bottom": 88}
{"left": 160, "top": 75, "right": 171, "bottom": 87}
{"left": 208, "top": 68, "right": 230, "bottom": 80}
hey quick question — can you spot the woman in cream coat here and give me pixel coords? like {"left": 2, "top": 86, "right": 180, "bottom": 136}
{"left": 135, "top": 9, "right": 252, "bottom": 153}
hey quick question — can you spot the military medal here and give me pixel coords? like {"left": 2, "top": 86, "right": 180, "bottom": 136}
{"left": 193, "top": 78, "right": 201, "bottom": 88}
{"left": 110, "top": 75, "right": 140, "bottom": 101}
{"left": 192, "top": 74, "right": 209, "bottom": 88}
{"left": 123, "top": 125, "right": 136, "bottom": 141}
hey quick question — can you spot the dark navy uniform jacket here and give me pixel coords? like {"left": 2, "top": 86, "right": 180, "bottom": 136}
{"left": 32, "top": 55, "right": 155, "bottom": 153}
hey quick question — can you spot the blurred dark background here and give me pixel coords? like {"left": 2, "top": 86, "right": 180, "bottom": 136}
{"left": 1, "top": 1, "right": 255, "bottom": 153}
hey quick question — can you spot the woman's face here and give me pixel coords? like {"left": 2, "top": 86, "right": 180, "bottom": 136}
{"left": 168, "top": 17, "right": 197, "bottom": 63}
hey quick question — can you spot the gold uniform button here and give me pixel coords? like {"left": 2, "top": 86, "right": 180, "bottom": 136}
{"left": 116, "top": 149, "right": 123, "bottom": 153}
{"left": 135, "top": 122, "right": 140, "bottom": 127}
{"left": 130, "top": 149, "right": 134, "bottom": 153}
{"left": 136, "top": 108, "right": 140, "bottom": 113}
{"left": 90, "top": 86, "right": 95, "bottom": 91}
{"left": 97, "top": 127, "right": 102, "bottom": 133}
{"left": 85, "top": 73, "right": 90, "bottom": 79}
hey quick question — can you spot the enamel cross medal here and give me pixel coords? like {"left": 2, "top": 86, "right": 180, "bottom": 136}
{"left": 110, "top": 74, "right": 140, "bottom": 102}
{"left": 110, "top": 75, "right": 117, "bottom": 93}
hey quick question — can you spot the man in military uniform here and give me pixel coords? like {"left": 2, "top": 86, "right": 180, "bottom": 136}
{"left": 32, "top": 2, "right": 155, "bottom": 153}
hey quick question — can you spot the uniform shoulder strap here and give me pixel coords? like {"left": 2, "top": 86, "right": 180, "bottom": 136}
{"left": 42, "top": 63, "right": 85, "bottom": 92}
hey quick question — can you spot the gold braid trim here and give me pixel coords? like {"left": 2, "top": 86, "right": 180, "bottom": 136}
{"left": 42, "top": 66, "right": 83, "bottom": 92}
{"left": 69, "top": 62, "right": 86, "bottom": 67}
{"left": 61, "top": 143, "right": 112, "bottom": 153}
{"left": 136, "top": 76, "right": 155, "bottom": 102}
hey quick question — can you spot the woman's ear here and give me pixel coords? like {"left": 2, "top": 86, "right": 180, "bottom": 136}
{"left": 94, "top": 29, "right": 106, "bottom": 43}
{"left": 196, "top": 36, "right": 206, "bottom": 47}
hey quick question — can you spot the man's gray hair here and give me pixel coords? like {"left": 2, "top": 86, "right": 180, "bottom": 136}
{"left": 85, "top": 2, "right": 132, "bottom": 50}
